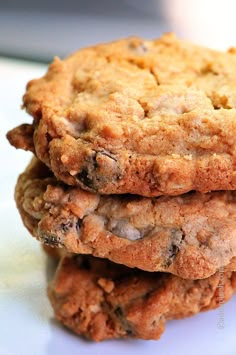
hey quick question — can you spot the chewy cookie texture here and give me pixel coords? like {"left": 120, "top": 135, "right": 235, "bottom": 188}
{"left": 7, "top": 33, "right": 236, "bottom": 196}
{"left": 16, "top": 158, "right": 236, "bottom": 280}
{"left": 7, "top": 33, "right": 236, "bottom": 342}
{"left": 48, "top": 253, "right": 236, "bottom": 341}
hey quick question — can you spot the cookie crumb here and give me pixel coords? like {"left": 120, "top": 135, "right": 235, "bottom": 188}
{"left": 97, "top": 277, "right": 114, "bottom": 293}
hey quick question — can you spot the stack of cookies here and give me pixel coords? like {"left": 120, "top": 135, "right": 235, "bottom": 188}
{"left": 7, "top": 33, "right": 236, "bottom": 341}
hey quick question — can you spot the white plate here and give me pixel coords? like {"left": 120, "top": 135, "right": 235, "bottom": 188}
{"left": 0, "top": 58, "right": 236, "bottom": 355}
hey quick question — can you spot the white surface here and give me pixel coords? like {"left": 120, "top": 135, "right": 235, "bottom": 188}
{"left": 0, "top": 58, "right": 236, "bottom": 355}
{"left": 163, "top": 0, "right": 236, "bottom": 50}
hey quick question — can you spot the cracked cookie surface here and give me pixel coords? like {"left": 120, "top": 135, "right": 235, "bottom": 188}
{"left": 7, "top": 33, "right": 236, "bottom": 196}
{"left": 48, "top": 253, "right": 236, "bottom": 341}
{"left": 15, "top": 158, "right": 236, "bottom": 279}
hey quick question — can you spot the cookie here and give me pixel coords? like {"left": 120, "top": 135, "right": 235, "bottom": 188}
{"left": 48, "top": 254, "right": 236, "bottom": 341}
{"left": 7, "top": 33, "right": 236, "bottom": 196}
{"left": 16, "top": 158, "right": 236, "bottom": 279}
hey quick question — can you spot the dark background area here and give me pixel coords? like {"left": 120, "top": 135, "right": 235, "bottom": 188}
{"left": 0, "top": 0, "right": 166, "bottom": 62}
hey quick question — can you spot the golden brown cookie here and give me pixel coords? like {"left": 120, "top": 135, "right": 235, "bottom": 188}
{"left": 16, "top": 158, "right": 236, "bottom": 279}
{"left": 7, "top": 33, "right": 236, "bottom": 196}
{"left": 48, "top": 254, "right": 236, "bottom": 341}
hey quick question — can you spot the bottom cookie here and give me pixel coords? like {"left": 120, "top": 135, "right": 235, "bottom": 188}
{"left": 48, "top": 254, "right": 236, "bottom": 341}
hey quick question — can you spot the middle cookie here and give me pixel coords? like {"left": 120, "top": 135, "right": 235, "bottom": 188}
{"left": 16, "top": 158, "right": 236, "bottom": 279}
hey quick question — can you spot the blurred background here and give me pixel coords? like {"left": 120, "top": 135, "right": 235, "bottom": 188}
{"left": 1, "top": 0, "right": 236, "bottom": 62}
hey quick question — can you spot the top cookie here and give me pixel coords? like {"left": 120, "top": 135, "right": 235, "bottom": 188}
{"left": 7, "top": 33, "right": 236, "bottom": 196}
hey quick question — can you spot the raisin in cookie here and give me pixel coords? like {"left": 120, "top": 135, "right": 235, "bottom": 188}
{"left": 7, "top": 33, "right": 236, "bottom": 196}
{"left": 48, "top": 254, "right": 236, "bottom": 341}
{"left": 15, "top": 158, "right": 236, "bottom": 279}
